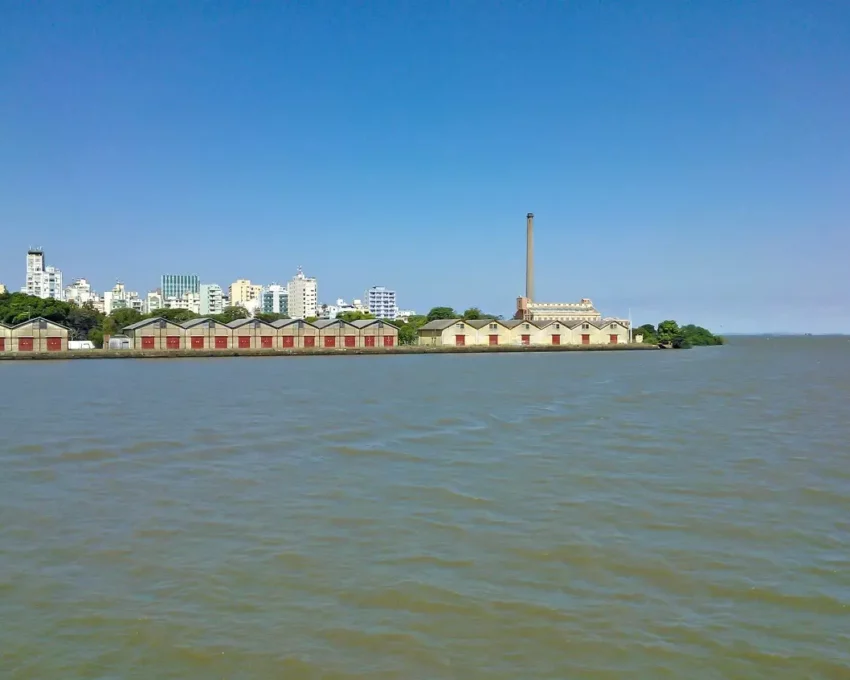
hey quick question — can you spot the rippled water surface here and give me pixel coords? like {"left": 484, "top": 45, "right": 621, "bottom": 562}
{"left": 2, "top": 337, "right": 849, "bottom": 679}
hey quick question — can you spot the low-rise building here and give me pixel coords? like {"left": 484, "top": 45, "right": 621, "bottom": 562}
{"left": 349, "top": 318, "right": 398, "bottom": 347}
{"left": 418, "top": 318, "right": 630, "bottom": 347}
{"left": 0, "top": 317, "right": 69, "bottom": 352}
{"left": 123, "top": 317, "right": 187, "bottom": 350}
{"left": 182, "top": 318, "right": 233, "bottom": 350}
{"left": 271, "top": 318, "right": 319, "bottom": 348}
{"left": 227, "top": 318, "right": 277, "bottom": 349}
{"left": 312, "top": 318, "right": 361, "bottom": 348}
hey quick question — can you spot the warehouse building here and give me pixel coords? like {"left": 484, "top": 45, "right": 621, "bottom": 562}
{"left": 417, "top": 318, "right": 630, "bottom": 346}
{"left": 0, "top": 317, "right": 69, "bottom": 352}
{"left": 227, "top": 318, "right": 277, "bottom": 349}
{"left": 123, "top": 317, "right": 187, "bottom": 350}
{"left": 182, "top": 318, "right": 233, "bottom": 350}
{"left": 271, "top": 318, "right": 319, "bottom": 348}
{"left": 349, "top": 318, "right": 398, "bottom": 347}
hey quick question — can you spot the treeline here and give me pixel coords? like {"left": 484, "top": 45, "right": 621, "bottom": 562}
{"left": 634, "top": 320, "right": 724, "bottom": 348}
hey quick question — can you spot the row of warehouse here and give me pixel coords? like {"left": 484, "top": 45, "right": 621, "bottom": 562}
{"left": 0, "top": 315, "right": 637, "bottom": 354}
{"left": 120, "top": 317, "right": 399, "bottom": 350}
{"left": 418, "top": 318, "right": 634, "bottom": 346}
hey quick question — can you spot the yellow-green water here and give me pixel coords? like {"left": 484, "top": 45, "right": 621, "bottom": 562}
{"left": 1, "top": 337, "right": 848, "bottom": 678}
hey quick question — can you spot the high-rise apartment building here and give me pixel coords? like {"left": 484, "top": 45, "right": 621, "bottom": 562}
{"left": 200, "top": 284, "right": 224, "bottom": 316}
{"left": 24, "top": 249, "right": 64, "bottom": 300}
{"left": 261, "top": 284, "right": 288, "bottom": 316}
{"left": 366, "top": 286, "right": 398, "bottom": 320}
{"left": 161, "top": 274, "right": 200, "bottom": 299}
{"left": 229, "top": 279, "right": 263, "bottom": 308}
{"left": 64, "top": 278, "right": 97, "bottom": 306}
{"left": 286, "top": 267, "right": 318, "bottom": 319}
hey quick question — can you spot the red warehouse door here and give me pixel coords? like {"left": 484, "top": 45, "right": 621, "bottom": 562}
{"left": 581, "top": 334, "right": 591, "bottom": 345}
{"left": 238, "top": 336, "right": 251, "bottom": 349}
{"left": 304, "top": 336, "right": 315, "bottom": 347}
{"left": 47, "top": 337, "right": 62, "bottom": 351}
{"left": 383, "top": 336, "right": 394, "bottom": 347}
{"left": 609, "top": 335, "right": 618, "bottom": 344}
{"left": 18, "top": 337, "right": 34, "bottom": 351}
{"left": 551, "top": 334, "right": 561, "bottom": 345}
{"left": 489, "top": 335, "right": 499, "bottom": 346}
{"left": 455, "top": 335, "right": 465, "bottom": 346}
{"left": 0, "top": 338, "right": 5, "bottom": 351}
{"left": 261, "top": 337, "right": 273, "bottom": 348}
{"left": 282, "top": 336, "right": 294, "bottom": 348}
{"left": 214, "top": 337, "right": 228, "bottom": 349}
{"left": 324, "top": 336, "right": 336, "bottom": 348}
{"left": 191, "top": 337, "right": 205, "bottom": 349}
{"left": 142, "top": 336, "right": 155, "bottom": 349}
{"left": 365, "top": 336, "right": 375, "bottom": 347}
{"left": 344, "top": 336, "right": 356, "bottom": 348}
{"left": 521, "top": 334, "right": 530, "bottom": 345}
{"left": 166, "top": 336, "right": 181, "bottom": 349}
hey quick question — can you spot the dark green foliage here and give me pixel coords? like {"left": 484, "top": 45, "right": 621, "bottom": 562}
{"left": 253, "top": 312, "right": 289, "bottom": 323}
{"left": 210, "top": 306, "right": 250, "bottom": 324}
{"left": 426, "top": 307, "right": 457, "bottom": 321}
{"left": 636, "top": 320, "right": 724, "bottom": 347}
{"left": 336, "top": 311, "right": 374, "bottom": 322}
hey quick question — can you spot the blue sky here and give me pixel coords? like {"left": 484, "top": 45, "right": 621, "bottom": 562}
{"left": 1, "top": 1, "right": 848, "bottom": 332}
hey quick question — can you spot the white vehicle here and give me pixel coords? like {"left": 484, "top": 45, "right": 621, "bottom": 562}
{"left": 68, "top": 340, "right": 95, "bottom": 350}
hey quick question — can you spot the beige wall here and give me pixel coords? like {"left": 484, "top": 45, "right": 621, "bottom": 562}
{"left": 6, "top": 320, "right": 69, "bottom": 352}
{"left": 129, "top": 322, "right": 186, "bottom": 350}
{"left": 184, "top": 323, "right": 233, "bottom": 350}
{"left": 0, "top": 325, "right": 9, "bottom": 351}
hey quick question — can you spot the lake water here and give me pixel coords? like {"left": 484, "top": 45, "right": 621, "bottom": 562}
{"left": 1, "top": 337, "right": 848, "bottom": 679}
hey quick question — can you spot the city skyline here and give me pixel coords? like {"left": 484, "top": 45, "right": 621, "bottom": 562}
{"left": 2, "top": 3, "right": 849, "bottom": 332}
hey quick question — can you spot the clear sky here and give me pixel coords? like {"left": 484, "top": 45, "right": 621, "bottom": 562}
{"left": 1, "top": 1, "right": 848, "bottom": 332}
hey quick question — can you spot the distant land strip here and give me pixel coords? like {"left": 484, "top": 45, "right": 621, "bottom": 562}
{"left": 0, "top": 344, "right": 660, "bottom": 361}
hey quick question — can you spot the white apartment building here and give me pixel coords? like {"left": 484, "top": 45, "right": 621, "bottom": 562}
{"left": 24, "top": 249, "right": 64, "bottom": 300}
{"left": 318, "top": 298, "right": 369, "bottom": 319}
{"left": 103, "top": 282, "right": 143, "bottom": 315}
{"left": 366, "top": 286, "right": 398, "bottom": 320}
{"left": 164, "top": 291, "right": 201, "bottom": 315}
{"left": 287, "top": 267, "right": 318, "bottom": 319}
{"left": 397, "top": 309, "right": 418, "bottom": 322}
{"left": 145, "top": 291, "right": 164, "bottom": 314}
{"left": 229, "top": 279, "right": 263, "bottom": 307}
{"left": 261, "top": 284, "right": 288, "bottom": 315}
{"left": 200, "top": 283, "right": 224, "bottom": 316}
{"left": 65, "top": 278, "right": 98, "bottom": 306}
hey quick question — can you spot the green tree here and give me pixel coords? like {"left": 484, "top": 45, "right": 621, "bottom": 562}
{"left": 254, "top": 312, "right": 289, "bottom": 323}
{"left": 634, "top": 323, "right": 658, "bottom": 344}
{"left": 336, "top": 311, "right": 375, "bottom": 322}
{"left": 305, "top": 316, "right": 319, "bottom": 323}
{"left": 398, "top": 325, "right": 418, "bottom": 345}
{"left": 66, "top": 302, "right": 105, "bottom": 340}
{"left": 656, "top": 320, "right": 680, "bottom": 345}
{"left": 405, "top": 315, "right": 428, "bottom": 330}
{"left": 104, "top": 308, "right": 143, "bottom": 335}
{"left": 154, "top": 308, "right": 199, "bottom": 323}
{"left": 210, "top": 306, "right": 249, "bottom": 324}
{"left": 426, "top": 307, "right": 457, "bottom": 321}
{"left": 88, "top": 328, "right": 105, "bottom": 348}
{"left": 462, "top": 307, "right": 482, "bottom": 320}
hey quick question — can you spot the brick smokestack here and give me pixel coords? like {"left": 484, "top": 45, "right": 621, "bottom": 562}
{"left": 526, "top": 212, "right": 534, "bottom": 300}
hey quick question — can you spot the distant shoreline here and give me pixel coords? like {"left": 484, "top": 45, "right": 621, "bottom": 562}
{"left": 0, "top": 344, "right": 660, "bottom": 361}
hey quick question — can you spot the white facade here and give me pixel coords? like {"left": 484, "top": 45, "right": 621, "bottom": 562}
{"left": 287, "top": 268, "right": 318, "bottom": 319}
{"left": 261, "top": 284, "right": 288, "bottom": 315}
{"left": 318, "top": 298, "right": 368, "bottom": 319}
{"left": 65, "top": 278, "right": 98, "bottom": 306}
{"left": 200, "top": 284, "right": 224, "bottom": 316}
{"left": 165, "top": 292, "right": 201, "bottom": 315}
{"left": 0, "top": 283, "right": 6, "bottom": 294}
{"left": 145, "top": 291, "right": 164, "bottom": 314}
{"left": 103, "top": 282, "right": 143, "bottom": 315}
{"left": 24, "top": 250, "right": 64, "bottom": 300}
{"left": 397, "top": 309, "right": 418, "bottom": 322}
{"left": 366, "top": 286, "right": 398, "bottom": 320}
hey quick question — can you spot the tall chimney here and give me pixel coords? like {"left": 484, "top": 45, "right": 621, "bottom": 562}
{"left": 526, "top": 212, "right": 534, "bottom": 300}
